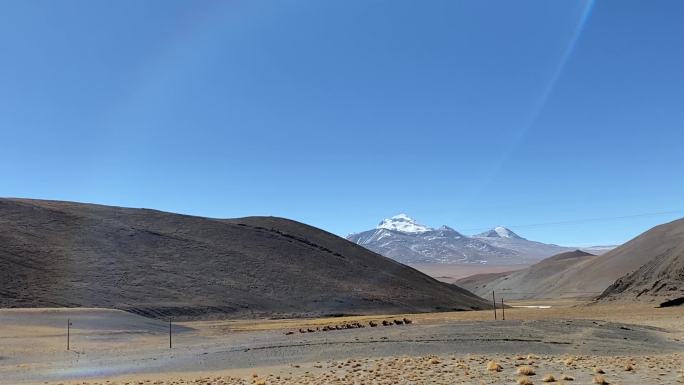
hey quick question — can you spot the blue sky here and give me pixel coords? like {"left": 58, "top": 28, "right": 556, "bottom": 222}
{"left": 1, "top": 0, "right": 683, "bottom": 246}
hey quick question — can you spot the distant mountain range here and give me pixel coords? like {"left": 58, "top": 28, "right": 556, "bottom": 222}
{"left": 347, "top": 214, "right": 615, "bottom": 265}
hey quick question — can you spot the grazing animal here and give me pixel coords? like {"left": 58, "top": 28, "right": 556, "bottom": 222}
{"left": 285, "top": 331, "right": 294, "bottom": 335}
{"left": 393, "top": 319, "right": 404, "bottom": 325}
{"left": 382, "top": 320, "right": 391, "bottom": 326}
{"left": 299, "top": 328, "right": 307, "bottom": 333}
{"left": 403, "top": 318, "right": 412, "bottom": 324}
{"left": 369, "top": 321, "right": 378, "bottom": 327}
{"left": 307, "top": 328, "right": 315, "bottom": 333}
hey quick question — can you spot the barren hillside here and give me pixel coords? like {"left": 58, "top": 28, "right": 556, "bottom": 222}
{"left": 457, "top": 218, "right": 684, "bottom": 301}
{"left": 0, "top": 198, "right": 490, "bottom": 320}
{"left": 455, "top": 250, "right": 597, "bottom": 300}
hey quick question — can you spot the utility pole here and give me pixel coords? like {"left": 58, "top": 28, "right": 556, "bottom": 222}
{"left": 501, "top": 297, "right": 505, "bottom": 320}
{"left": 67, "top": 318, "right": 71, "bottom": 351}
{"left": 169, "top": 318, "right": 172, "bottom": 349}
{"left": 492, "top": 291, "right": 497, "bottom": 320}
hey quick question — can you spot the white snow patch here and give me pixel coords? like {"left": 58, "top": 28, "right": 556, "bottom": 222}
{"left": 377, "top": 214, "right": 432, "bottom": 233}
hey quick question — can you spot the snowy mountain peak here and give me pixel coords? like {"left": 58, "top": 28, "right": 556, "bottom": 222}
{"left": 475, "top": 226, "right": 524, "bottom": 239}
{"left": 391, "top": 213, "right": 413, "bottom": 221}
{"left": 348, "top": 217, "right": 579, "bottom": 265}
{"left": 377, "top": 214, "right": 432, "bottom": 233}
{"left": 437, "top": 225, "right": 461, "bottom": 233}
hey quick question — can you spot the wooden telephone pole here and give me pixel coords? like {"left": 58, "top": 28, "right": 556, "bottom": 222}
{"left": 66, "top": 318, "right": 72, "bottom": 350}
{"left": 169, "top": 318, "right": 172, "bottom": 349}
{"left": 501, "top": 297, "right": 505, "bottom": 320}
{"left": 492, "top": 291, "right": 497, "bottom": 320}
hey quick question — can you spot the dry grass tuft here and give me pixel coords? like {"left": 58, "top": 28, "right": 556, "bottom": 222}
{"left": 518, "top": 366, "right": 537, "bottom": 376}
{"left": 486, "top": 360, "right": 503, "bottom": 372}
{"left": 517, "top": 375, "right": 534, "bottom": 385}
{"left": 543, "top": 374, "right": 556, "bottom": 382}
{"left": 624, "top": 363, "right": 634, "bottom": 371}
{"left": 593, "top": 374, "right": 609, "bottom": 384}
{"left": 594, "top": 368, "right": 605, "bottom": 374}
{"left": 429, "top": 357, "right": 440, "bottom": 364}
{"left": 561, "top": 374, "right": 574, "bottom": 381}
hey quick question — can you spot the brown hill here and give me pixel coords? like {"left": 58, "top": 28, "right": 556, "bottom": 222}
{"left": 597, "top": 222, "right": 684, "bottom": 304}
{"left": 0, "top": 198, "right": 489, "bottom": 320}
{"left": 455, "top": 250, "right": 597, "bottom": 300}
{"left": 457, "top": 218, "right": 684, "bottom": 301}
{"left": 549, "top": 218, "right": 684, "bottom": 299}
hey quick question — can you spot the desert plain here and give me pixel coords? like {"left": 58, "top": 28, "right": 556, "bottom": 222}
{"left": 1, "top": 300, "right": 682, "bottom": 385}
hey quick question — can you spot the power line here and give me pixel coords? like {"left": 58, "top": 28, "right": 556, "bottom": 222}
{"left": 459, "top": 209, "right": 684, "bottom": 233}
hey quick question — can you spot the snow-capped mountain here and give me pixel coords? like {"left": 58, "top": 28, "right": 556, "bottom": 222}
{"left": 475, "top": 226, "right": 523, "bottom": 239}
{"left": 472, "top": 226, "right": 575, "bottom": 261}
{"left": 347, "top": 215, "right": 587, "bottom": 265}
{"left": 377, "top": 213, "right": 432, "bottom": 233}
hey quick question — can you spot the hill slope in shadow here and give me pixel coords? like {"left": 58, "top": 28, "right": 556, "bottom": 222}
{"left": 0, "top": 198, "right": 489, "bottom": 319}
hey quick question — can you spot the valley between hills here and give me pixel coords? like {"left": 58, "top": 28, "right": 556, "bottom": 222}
{"left": 1, "top": 198, "right": 683, "bottom": 385}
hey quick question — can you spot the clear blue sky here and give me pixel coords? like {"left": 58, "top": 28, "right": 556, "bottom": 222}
{"left": 1, "top": 0, "right": 683, "bottom": 246}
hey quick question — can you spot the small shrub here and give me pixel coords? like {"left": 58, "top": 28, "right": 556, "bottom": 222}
{"left": 517, "top": 376, "right": 534, "bottom": 385}
{"left": 543, "top": 374, "right": 556, "bottom": 382}
{"left": 561, "top": 374, "right": 574, "bottom": 381}
{"left": 486, "top": 361, "right": 503, "bottom": 372}
{"left": 594, "top": 368, "right": 605, "bottom": 374}
{"left": 518, "top": 366, "right": 537, "bottom": 375}
{"left": 593, "top": 374, "right": 609, "bottom": 385}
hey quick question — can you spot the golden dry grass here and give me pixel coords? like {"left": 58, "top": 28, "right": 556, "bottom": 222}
{"left": 594, "top": 367, "right": 605, "bottom": 374}
{"left": 543, "top": 374, "right": 556, "bottom": 382}
{"left": 593, "top": 374, "right": 609, "bottom": 384}
{"left": 487, "top": 360, "right": 503, "bottom": 372}
{"left": 518, "top": 366, "right": 537, "bottom": 375}
{"left": 560, "top": 374, "right": 574, "bottom": 381}
{"left": 12, "top": 353, "right": 682, "bottom": 385}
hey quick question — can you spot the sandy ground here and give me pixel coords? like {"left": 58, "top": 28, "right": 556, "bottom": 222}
{"left": 408, "top": 263, "right": 523, "bottom": 282}
{"left": 1, "top": 301, "right": 682, "bottom": 385}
